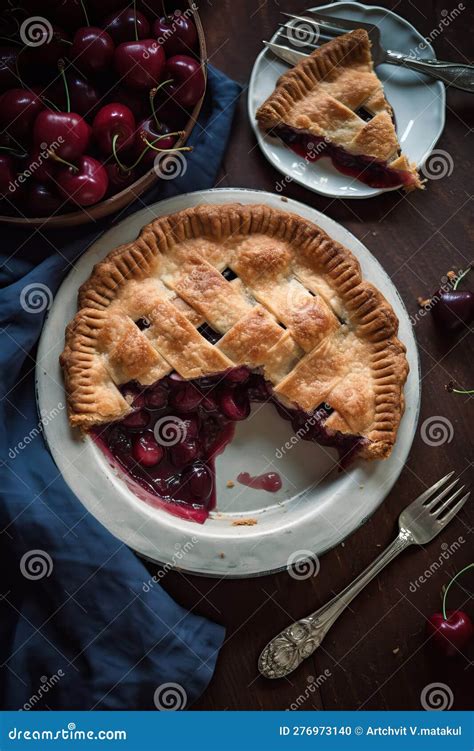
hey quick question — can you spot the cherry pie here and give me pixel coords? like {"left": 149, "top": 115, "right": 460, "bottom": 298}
{"left": 60, "top": 203, "right": 408, "bottom": 522}
{"left": 256, "top": 29, "right": 422, "bottom": 191}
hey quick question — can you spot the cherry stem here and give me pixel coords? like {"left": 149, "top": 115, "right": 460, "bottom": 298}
{"left": 0, "top": 145, "right": 26, "bottom": 157}
{"left": 452, "top": 387, "right": 474, "bottom": 395}
{"left": 58, "top": 60, "right": 70, "bottom": 113}
{"left": 111, "top": 133, "right": 132, "bottom": 172}
{"left": 442, "top": 563, "right": 474, "bottom": 620}
{"left": 112, "top": 131, "right": 189, "bottom": 172}
{"left": 0, "top": 35, "right": 21, "bottom": 45}
{"left": 148, "top": 80, "right": 173, "bottom": 129}
{"left": 41, "top": 95, "right": 60, "bottom": 112}
{"left": 133, "top": 0, "right": 138, "bottom": 41}
{"left": 79, "top": 0, "right": 90, "bottom": 26}
{"left": 47, "top": 149, "right": 78, "bottom": 172}
{"left": 453, "top": 264, "right": 473, "bottom": 290}
{"left": 142, "top": 134, "right": 191, "bottom": 153}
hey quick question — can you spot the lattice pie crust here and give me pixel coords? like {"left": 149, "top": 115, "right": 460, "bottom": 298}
{"left": 60, "top": 204, "right": 409, "bottom": 461}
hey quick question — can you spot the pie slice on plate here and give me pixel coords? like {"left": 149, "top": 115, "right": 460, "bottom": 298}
{"left": 256, "top": 29, "right": 422, "bottom": 191}
{"left": 60, "top": 203, "right": 408, "bottom": 523}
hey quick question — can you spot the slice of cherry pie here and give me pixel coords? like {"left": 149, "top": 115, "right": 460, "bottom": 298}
{"left": 256, "top": 29, "right": 422, "bottom": 191}
{"left": 60, "top": 203, "right": 408, "bottom": 522}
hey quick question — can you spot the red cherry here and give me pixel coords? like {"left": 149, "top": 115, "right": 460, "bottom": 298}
{"left": 132, "top": 433, "right": 164, "bottom": 467}
{"left": 114, "top": 40, "right": 165, "bottom": 90}
{"left": 107, "top": 85, "right": 147, "bottom": 121}
{"left": 49, "top": 0, "right": 86, "bottom": 31}
{"left": 93, "top": 103, "right": 136, "bottom": 155}
{"left": 427, "top": 610, "right": 473, "bottom": 656}
{"left": 163, "top": 55, "right": 205, "bottom": 108}
{"left": 56, "top": 155, "right": 108, "bottom": 206}
{"left": 48, "top": 74, "right": 100, "bottom": 118}
{"left": 170, "top": 383, "right": 202, "bottom": 412}
{"left": 71, "top": 27, "right": 114, "bottom": 75}
{"left": 153, "top": 12, "right": 197, "bottom": 56}
{"left": 144, "top": 383, "right": 168, "bottom": 408}
{"left": 181, "top": 461, "right": 213, "bottom": 504}
{"left": 20, "top": 27, "right": 70, "bottom": 70}
{"left": 34, "top": 110, "right": 91, "bottom": 160}
{"left": 27, "top": 182, "right": 63, "bottom": 216}
{"left": 0, "top": 89, "right": 44, "bottom": 140}
{"left": 29, "top": 146, "right": 58, "bottom": 182}
{"left": 169, "top": 438, "right": 200, "bottom": 469}
{"left": 122, "top": 408, "right": 149, "bottom": 428}
{"left": 220, "top": 385, "right": 251, "bottom": 420}
{"left": 134, "top": 118, "right": 177, "bottom": 166}
{"left": 105, "top": 163, "right": 136, "bottom": 193}
{"left": 431, "top": 289, "right": 474, "bottom": 332}
{"left": 0, "top": 154, "right": 14, "bottom": 196}
{"left": 153, "top": 95, "right": 189, "bottom": 129}
{"left": 103, "top": 8, "right": 150, "bottom": 45}
{"left": 0, "top": 47, "right": 19, "bottom": 90}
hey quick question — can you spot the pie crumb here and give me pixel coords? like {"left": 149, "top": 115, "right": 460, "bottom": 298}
{"left": 226, "top": 480, "right": 235, "bottom": 488}
{"left": 218, "top": 552, "right": 225, "bottom": 558}
{"left": 232, "top": 518, "right": 257, "bottom": 526}
{"left": 392, "top": 647, "right": 400, "bottom": 655}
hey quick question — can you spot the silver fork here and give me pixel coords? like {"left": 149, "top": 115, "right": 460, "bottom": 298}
{"left": 258, "top": 472, "right": 470, "bottom": 679}
{"left": 264, "top": 11, "right": 474, "bottom": 93}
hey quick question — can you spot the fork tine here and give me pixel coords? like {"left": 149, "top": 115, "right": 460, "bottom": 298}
{"left": 436, "top": 492, "right": 470, "bottom": 525}
{"left": 411, "top": 471, "right": 455, "bottom": 507}
{"left": 434, "top": 486, "right": 466, "bottom": 518}
{"left": 424, "top": 479, "right": 460, "bottom": 509}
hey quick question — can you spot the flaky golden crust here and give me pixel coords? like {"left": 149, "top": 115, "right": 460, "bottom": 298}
{"left": 256, "top": 29, "right": 422, "bottom": 190}
{"left": 60, "top": 203, "right": 409, "bottom": 460}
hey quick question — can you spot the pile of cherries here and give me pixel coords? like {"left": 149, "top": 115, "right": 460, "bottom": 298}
{"left": 0, "top": 0, "right": 204, "bottom": 216}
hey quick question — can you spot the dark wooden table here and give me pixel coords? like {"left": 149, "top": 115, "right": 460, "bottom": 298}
{"left": 156, "top": 0, "right": 474, "bottom": 711}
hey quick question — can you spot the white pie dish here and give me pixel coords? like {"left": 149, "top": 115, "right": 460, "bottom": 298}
{"left": 248, "top": 1, "right": 445, "bottom": 199}
{"left": 36, "top": 188, "right": 421, "bottom": 577}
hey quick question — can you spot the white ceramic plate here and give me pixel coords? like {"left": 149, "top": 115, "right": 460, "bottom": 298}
{"left": 248, "top": 1, "right": 445, "bottom": 199}
{"left": 37, "top": 189, "right": 420, "bottom": 577}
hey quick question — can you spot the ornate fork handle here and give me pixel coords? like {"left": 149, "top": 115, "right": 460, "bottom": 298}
{"left": 385, "top": 51, "right": 474, "bottom": 93}
{"left": 258, "top": 529, "right": 413, "bottom": 679}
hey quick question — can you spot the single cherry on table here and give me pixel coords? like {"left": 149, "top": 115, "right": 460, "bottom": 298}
{"left": 426, "top": 564, "right": 474, "bottom": 656}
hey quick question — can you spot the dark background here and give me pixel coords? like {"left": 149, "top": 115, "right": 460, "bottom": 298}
{"left": 150, "top": 0, "right": 474, "bottom": 711}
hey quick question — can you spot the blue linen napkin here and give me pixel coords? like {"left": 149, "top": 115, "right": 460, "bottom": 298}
{"left": 0, "top": 66, "right": 241, "bottom": 710}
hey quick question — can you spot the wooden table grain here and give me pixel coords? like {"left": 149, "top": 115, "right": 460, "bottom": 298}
{"left": 155, "top": 0, "right": 474, "bottom": 711}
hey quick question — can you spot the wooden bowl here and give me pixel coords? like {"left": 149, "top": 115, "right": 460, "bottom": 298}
{"left": 0, "top": 1, "right": 206, "bottom": 228}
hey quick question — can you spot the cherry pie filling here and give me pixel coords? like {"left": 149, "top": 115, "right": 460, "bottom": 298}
{"left": 93, "top": 360, "right": 366, "bottom": 523}
{"left": 274, "top": 124, "right": 418, "bottom": 190}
